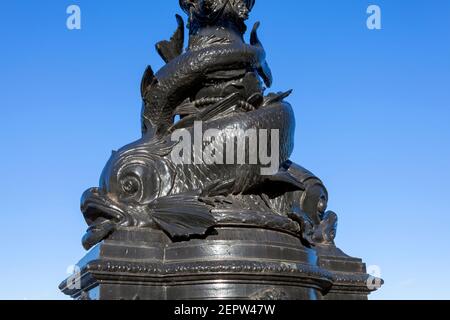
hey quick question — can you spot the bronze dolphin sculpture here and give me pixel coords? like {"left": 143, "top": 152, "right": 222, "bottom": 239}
{"left": 81, "top": 92, "right": 304, "bottom": 250}
{"left": 141, "top": 14, "right": 272, "bottom": 137}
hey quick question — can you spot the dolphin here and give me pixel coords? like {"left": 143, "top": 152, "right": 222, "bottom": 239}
{"left": 81, "top": 94, "right": 300, "bottom": 250}
{"left": 141, "top": 15, "right": 272, "bottom": 137}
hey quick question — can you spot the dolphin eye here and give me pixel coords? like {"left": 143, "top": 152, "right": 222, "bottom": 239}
{"left": 121, "top": 176, "right": 140, "bottom": 196}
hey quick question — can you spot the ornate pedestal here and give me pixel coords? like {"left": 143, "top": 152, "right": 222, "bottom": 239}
{"left": 60, "top": 227, "right": 376, "bottom": 300}
{"left": 60, "top": 0, "right": 382, "bottom": 300}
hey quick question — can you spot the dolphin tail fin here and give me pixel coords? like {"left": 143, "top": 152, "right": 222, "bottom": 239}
{"left": 156, "top": 14, "right": 185, "bottom": 63}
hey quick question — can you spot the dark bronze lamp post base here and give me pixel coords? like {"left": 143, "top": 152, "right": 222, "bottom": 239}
{"left": 61, "top": 0, "right": 382, "bottom": 300}
{"left": 60, "top": 227, "right": 376, "bottom": 300}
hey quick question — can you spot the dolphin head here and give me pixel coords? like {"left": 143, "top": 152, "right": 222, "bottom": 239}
{"left": 180, "top": 0, "right": 255, "bottom": 16}
{"left": 80, "top": 138, "right": 175, "bottom": 249}
{"left": 180, "top": 0, "right": 256, "bottom": 34}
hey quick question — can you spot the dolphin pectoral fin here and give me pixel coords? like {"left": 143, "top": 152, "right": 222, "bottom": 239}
{"left": 156, "top": 14, "right": 185, "bottom": 63}
{"left": 149, "top": 193, "right": 216, "bottom": 239}
{"left": 251, "top": 22, "right": 273, "bottom": 88}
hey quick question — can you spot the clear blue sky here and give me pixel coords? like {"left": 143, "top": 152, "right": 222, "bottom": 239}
{"left": 1, "top": 0, "right": 449, "bottom": 300}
